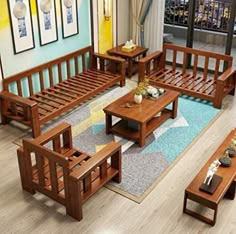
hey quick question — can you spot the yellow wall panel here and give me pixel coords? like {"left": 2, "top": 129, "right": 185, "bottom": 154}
{"left": 98, "top": 0, "right": 113, "bottom": 54}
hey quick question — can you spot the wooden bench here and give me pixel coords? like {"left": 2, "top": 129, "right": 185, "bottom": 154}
{"left": 17, "top": 122, "right": 122, "bottom": 221}
{"left": 183, "top": 129, "right": 236, "bottom": 226}
{"left": 0, "top": 46, "right": 126, "bottom": 137}
{"left": 138, "top": 43, "right": 236, "bottom": 108}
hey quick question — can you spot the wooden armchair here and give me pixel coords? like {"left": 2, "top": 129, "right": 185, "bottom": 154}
{"left": 17, "top": 122, "right": 122, "bottom": 221}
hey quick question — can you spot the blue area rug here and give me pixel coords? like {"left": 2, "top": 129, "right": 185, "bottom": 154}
{"left": 13, "top": 85, "right": 222, "bottom": 203}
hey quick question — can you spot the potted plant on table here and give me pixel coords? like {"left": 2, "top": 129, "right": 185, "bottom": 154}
{"left": 134, "top": 77, "right": 149, "bottom": 104}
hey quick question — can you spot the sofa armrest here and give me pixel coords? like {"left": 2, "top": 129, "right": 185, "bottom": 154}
{"left": 0, "top": 91, "right": 37, "bottom": 107}
{"left": 139, "top": 51, "right": 162, "bottom": 64}
{"left": 138, "top": 51, "right": 163, "bottom": 82}
{"left": 70, "top": 141, "right": 121, "bottom": 181}
{"left": 217, "top": 66, "right": 236, "bottom": 83}
{"left": 93, "top": 52, "right": 125, "bottom": 63}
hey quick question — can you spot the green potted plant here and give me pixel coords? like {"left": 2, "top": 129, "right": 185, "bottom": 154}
{"left": 134, "top": 77, "right": 149, "bottom": 104}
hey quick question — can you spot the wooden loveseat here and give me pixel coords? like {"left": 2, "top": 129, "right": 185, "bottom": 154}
{"left": 0, "top": 46, "right": 125, "bottom": 137}
{"left": 138, "top": 43, "right": 236, "bottom": 108}
{"left": 17, "top": 122, "right": 122, "bottom": 221}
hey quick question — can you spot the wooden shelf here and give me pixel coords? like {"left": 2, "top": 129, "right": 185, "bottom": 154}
{"left": 111, "top": 109, "right": 172, "bottom": 142}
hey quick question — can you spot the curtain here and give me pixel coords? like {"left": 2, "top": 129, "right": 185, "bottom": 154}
{"left": 131, "top": 0, "right": 165, "bottom": 53}
{"left": 144, "top": 0, "right": 165, "bottom": 53}
{"left": 131, "top": 0, "right": 153, "bottom": 46}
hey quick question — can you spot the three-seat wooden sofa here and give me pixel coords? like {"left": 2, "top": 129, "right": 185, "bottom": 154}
{"left": 138, "top": 43, "right": 236, "bottom": 108}
{"left": 0, "top": 46, "right": 126, "bottom": 137}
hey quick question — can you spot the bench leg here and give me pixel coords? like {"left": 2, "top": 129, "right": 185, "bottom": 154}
{"left": 31, "top": 105, "right": 41, "bottom": 138}
{"left": 111, "top": 147, "right": 122, "bottom": 183}
{"left": 225, "top": 180, "right": 236, "bottom": 200}
{"left": 67, "top": 179, "right": 83, "bottom": 221}
{"left": 17, "top": 148, "right": 36, "bottom": 194}
{"left": 183, "top": 191, "right": 217, "bottom": 226}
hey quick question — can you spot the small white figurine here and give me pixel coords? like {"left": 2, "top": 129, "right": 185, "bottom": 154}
{"left": 203, "top": 159, "right": 221, "bottom": 186}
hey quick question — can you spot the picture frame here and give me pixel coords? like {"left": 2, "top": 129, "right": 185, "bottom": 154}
{"left": 60, "top": 0, "right": 79, "bottom": 38}
{"left": 7, "top": 0, "right": 35, "bottom": 54}
{"left": 36, "top": 0, "right": 58, "bottom": 46}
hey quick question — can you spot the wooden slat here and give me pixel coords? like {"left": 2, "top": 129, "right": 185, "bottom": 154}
{"left": 203, "top": 56, "right": 209, "bottom": 80}
{"left": 58, "top": 63, "right": 63, "bottom": 83}
{"left": 42, "top": 90, "right": 71, "bottom": 103}
{"left": 172, "top": 50, "right": 177, "bottom": 72}
{"left": 49, "top": 87, "right": 77, "bottom": 99}
{"left": 49, "top": 160, "right": 59, "bottom": 193}
{"left": 75, "top": 56, "right": 78, "bottom": 74}
{"left": 53, "top": 135, "right": 61, "bottom": 153}
{"left": 182, "top": 52, "right": 187, "bottom": 74}
{"left": 35, "top": 153, "right": 46, "bottom": 186}
{"left": 214, "top": 59, "right": 220, "bottom": 80}
{"left": 82, "top": 54, "right": 86, "bottom": 71}
{"left": 39, "top": 70, "right": 45, "bottom": 90}
{"left": 63, "top": 80, "right": 91, "bottom": 93}
{"left": 49, "top": 67, "right": 54, "bottom": 87}
{"left": 66, "top": 59, "right": 71, "bottom": 78}
{"left": 17, "top": 80, "right": 22, "bottom": 96}
{"left": 36, "top": 93, "right": 66, "bottom": 105}
{"left": 28, "top": 75, "right": 34, "bottom": 96}
{"left": 57, "top": 83, "right": 86, "bottom": 96}
{"left": 31, "top": 95, "right": 60, "bottom": 109}
{"left": 193, "top": 54, "right": 198, "bottom": 77}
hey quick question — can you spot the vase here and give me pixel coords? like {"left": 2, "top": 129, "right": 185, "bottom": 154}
{"left": 134, "top": 94, "right": 142, "bottom": 104}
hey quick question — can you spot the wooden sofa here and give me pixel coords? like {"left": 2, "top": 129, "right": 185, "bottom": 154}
{"left": 138, "top": 43, "right": 236, "bottom": 108}
{"left": 0, "top": 46, "right": 125, "bottom": 137}
{"left": 17, "top": 122, "right": 122, "bottom": 221}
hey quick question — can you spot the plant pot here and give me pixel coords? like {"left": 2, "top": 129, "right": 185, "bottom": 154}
{"left": 134, "top": 94, "right": 142, "bottom": 104}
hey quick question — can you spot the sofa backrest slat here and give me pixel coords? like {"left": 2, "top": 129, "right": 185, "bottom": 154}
{"left": 193, "top": 54, "right": 198, "bottom": 77}
{"left": 75, "top": 56, "right": 78, "bottom": 74}
{"left": 17, "top": 80, "right": 22, "bottom": 96}
{"left": 35, "top": 152, "right": 46, "bottom": 187}
{"left": 48, "top": 67, "right": 54, "bottom": 87}
{"left": 203, "top": 56, "right": 209, "bottom": 80}
{"left": 182, "top": 52, "right": 187, "bottom": 75}
{"left": 39, "top": 71, "right": 45, "bottom": 90}
{"left": 58, "top": 63, "right": 63, "bottom": 83}
{"left": 82, "top": 54, "right": 86, "bottom": 72}
{"left": 214, "top": 59, "right": 220, "bottom": 80}
{"left": 66, "top": 59, "right": 71, "bottom": 78}
{"left": 172, "top": 50, "right": 177, "bottom": 72}
{"left": 163, "top": 43, "right": 233, "bottom": 79}
{"left": 28, "top": 75, "right": 34, "bottom": 96}
{"left": 2, "top": 46, "right": 93, "bottom": 97}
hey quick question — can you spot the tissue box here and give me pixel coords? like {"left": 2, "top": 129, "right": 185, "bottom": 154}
{"left": 121, "top": 45, "right": 137, "bottom": 52}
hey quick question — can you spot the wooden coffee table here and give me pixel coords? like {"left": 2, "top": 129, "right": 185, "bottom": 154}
{"left": 103, "top": 89, "right": 179, "bottom": 147}
{"left": 183, "top": 129, "right": 236, "bottom": 226}
{"left": 107, "top": 44, "right": 148, "bottom": 78}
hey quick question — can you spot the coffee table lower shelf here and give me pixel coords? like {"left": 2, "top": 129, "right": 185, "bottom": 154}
{"left": 110, "top": 109, "right": 172, "bottom": 145}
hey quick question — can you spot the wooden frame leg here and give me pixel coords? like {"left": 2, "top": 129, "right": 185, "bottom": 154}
{"left": 225, "top": 180, "right": 236, "bottom": 200}
{"left": 127, "top": 58, "right": 132, "bottom": 78}
{"left": 105, "top": 114, "right": 112, "bottom": 134}
{"left": 67, "top": 179, "right": 83, "bottom": 221}
{"left": 139, "top": 123, "right": 146, "bottom": 147}
{"left": 172, "top": 98, "right": 178, "bottom": 119}
{"left": 183, "top": 191, "right": 217, "bottom": 226}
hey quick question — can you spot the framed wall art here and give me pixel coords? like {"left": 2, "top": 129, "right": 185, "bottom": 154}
{"left": 60, "top": 0, "right": 79, "bottom": 38}
{"left": 36, "top": 0, "right": 58, "bottom": 46}
{"left": 7, "top": 0, "right": 35, "bottom": 54}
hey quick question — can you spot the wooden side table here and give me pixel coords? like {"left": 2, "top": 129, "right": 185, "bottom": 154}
{"left": 107, "top": 44, "right": 148, "bottom": 78}
{"left": 183, "top": 129, "right": 236, "bottom": 226}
